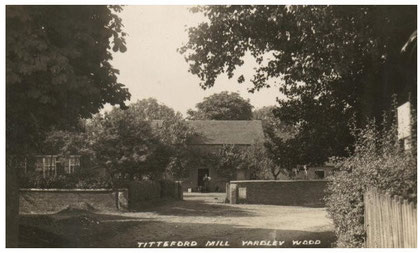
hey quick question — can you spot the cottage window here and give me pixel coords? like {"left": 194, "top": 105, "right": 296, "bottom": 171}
{"left": 35, "top": 156, "right": 58, "bottom": 177}
{"left": 67, "top": 156, "right": 80, "bottom": 174}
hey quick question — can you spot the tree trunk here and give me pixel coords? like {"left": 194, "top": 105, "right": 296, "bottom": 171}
{"left": 6, "top": 160, "right": 19, "bottom": 247}
{"left": 271, "top": 168, "right": 280, "bottom": 180}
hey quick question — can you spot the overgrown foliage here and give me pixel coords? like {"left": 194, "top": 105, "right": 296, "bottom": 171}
{"left": 253, "top": 106, "right": 300, "bottom": 174}
{"left": 88, "top": 99, "right": 196, "bottom": 181}
{"left": 20, "top": 98, "right": 198, "bottom": 187}
{"left": 213, "top": 145, "right": 243, "bottom": 181}
{"left": 214, "top": 143, "right": 281, "bottom": 180}
{"left": 187, "top": 91, "right": 253, "bottom": 120}
{"left": 325, "top": 111, "right": 417, "bottom": 247}
{"left": 87, "top": 108, "right": 161, "bottom": 180}
{"left": 6, "top": 6, "right": 130, "bottom": 157}
{"left": 180, "top": 5, "right": 416, "bottom": 166}
{"left": 19, "top": 170, "right": 113, "bottom": 189}
{"left": 241, "top": 143, "right": 284, "bottom": 180}
{"left": 6, "top": 6, "right": 129, "bottom": 246}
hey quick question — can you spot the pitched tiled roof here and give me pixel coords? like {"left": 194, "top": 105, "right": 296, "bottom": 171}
{"left": 186, "top": 120, "right": 265, "bottom": 145}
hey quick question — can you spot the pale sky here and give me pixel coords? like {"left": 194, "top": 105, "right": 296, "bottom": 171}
{"left": 110, "top": 5, "right": 285, "bottom": 116}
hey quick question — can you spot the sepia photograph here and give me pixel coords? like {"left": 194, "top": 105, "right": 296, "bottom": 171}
{"left": 4, "top": 3, "right": 417, "bottom": 248}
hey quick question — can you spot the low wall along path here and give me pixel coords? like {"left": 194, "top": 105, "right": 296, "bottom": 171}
{"left": 19, "top": 180, "right": 183, "bottom": 214}
{"left": 19, "top": 188, "right": 128, "bottom": 214}
{"left": 228, "top": 180, "right": 329, "bottom": 207}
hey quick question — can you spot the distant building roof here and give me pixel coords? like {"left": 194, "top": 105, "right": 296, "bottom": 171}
{"left": 186, "top": 120, "right": 265, "bottom": 145}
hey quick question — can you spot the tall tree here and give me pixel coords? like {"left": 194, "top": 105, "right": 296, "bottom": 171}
{"left": 127, "top": 98, "right": 197, "bottom": 158}
{"left": 253, "top": 106, "right": 299, "bottom": 172}
{"left": 253, "top": 106, "right": 295, "bottom": 141}
{"left": 240, "top": 143, "right": 284, "bottom": 180}
{"left": 214, "top": 143, "right": 284, "bottom": 180}
{"left": 187, "top": 91, "right": 253, "bottom": 120}
{"left": 128, "top": 98, "right": 178, "bottom": 120}
{"left": 180, "top": 5, "right": 416, "bottom": 165}
{"left": 88, "top": 109, "right": 163, "bottom": 180}
{"left": 6, "top": 6, "right": 130, "bottom": 247}
{"left": 89, "top": 99, "right": 197, "bottom": 181}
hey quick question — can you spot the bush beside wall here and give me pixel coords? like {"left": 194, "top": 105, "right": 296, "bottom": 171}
{"left": 325, "top": 118, "right": 417, "bottom": 248}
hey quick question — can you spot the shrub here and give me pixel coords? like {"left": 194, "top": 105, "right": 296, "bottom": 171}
{"left": 18, "top": 169, "right": 113, "bottom": 189}
{"left": 325, "top": 113, "right": 416, "bottom": 247}
{"left": 213, "top": 143, "right": 282, "bottom": 180}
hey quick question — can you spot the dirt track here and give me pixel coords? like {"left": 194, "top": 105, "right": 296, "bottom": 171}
{"left": 19, "top": 193, "right": 336, "bottom": 248}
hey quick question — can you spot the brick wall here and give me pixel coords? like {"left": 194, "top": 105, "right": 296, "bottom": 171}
{"left": 20, "top": 180, "right": 183, "bottom": 213}
{"left": 19, "top": 188, "right": 128, "bottom": 214}
{"left": 228, "top": 180, "right": 329, "bottom": 207}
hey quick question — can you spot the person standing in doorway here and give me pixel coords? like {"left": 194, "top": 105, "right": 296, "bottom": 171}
{"left": 303, "top": 165, "right": 308, "bottom": 180}
{"left": 203, "top": 174, "right": 211, "bottom": 192}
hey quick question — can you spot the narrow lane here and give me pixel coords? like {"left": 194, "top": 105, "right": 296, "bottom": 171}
{"left": 19, "top": 192, "right": 336, "bottom": 247}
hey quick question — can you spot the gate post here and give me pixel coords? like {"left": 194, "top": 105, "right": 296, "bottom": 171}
{"left": 225, "top": 182, "right": 230, "bottom": 202}
{"left": 177, "top": 181, "right": 183, "bottom": 200}
{"left": 229, "top": 183, "right": 238, "bottom": 204}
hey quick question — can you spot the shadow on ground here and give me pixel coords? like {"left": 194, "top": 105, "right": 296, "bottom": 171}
{"left": 19, "top": 193, "right": 336, "bottom": 248}
{"left": 19, "top": 211, "right": 336, "bottom": 248}
{"left": 134, "top": 199, "right": 254, "bottom": 218}
{"left": 19, "top": 212, "right": 150, "bottom": 247}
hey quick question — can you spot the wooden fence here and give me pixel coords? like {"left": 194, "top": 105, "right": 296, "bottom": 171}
{"left": 364, "top": 188, "right": 417, "bottom": 248}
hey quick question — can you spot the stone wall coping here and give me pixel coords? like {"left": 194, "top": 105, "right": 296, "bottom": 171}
{"left": 230, "top": 180, "right": 331, "bottom": 183}
{"left": 20, "top": 188, "right": 128, "bottom": 192}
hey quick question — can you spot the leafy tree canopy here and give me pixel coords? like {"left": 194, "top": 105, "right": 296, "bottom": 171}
{"left": 88, "top": 108, "right": 162, "bottom": 180}
{"left": 129, "top": 98, "right": 178, "bottom": 121}
{"left": 253, "top": 106, "right": 295, "bottom": 140}
{"left": 6, "top": 6, "right": 130, "bottom": 247}
{"left": 42, "top": 128, "right": 91, "bottom": 157}
{"left": 253, "top": 106, "right": 300, "bottom": 170}
{"left": 87, "top": 98, "right": 197, "bottom": 180}
{"left": 128, "top": 98, "right": 196, "bottom": 146}
{"left": 214, "top": 143, "right": 285, "bottom": 180}
{"left": 187, "top": 91, "right": 253, "bottom": 120}
{"left": 180, "top": 5, "right": 416, "bottom": 165}
{"left": 6, "top": 5, "right": 130, "bottom": 156}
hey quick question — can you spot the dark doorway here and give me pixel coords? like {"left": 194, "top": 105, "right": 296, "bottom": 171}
{"left": 315, "top": 170, "right": 325, "bottom": 179}
{"left": 197, "top": 168, "right": 209, "bottom": 188}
